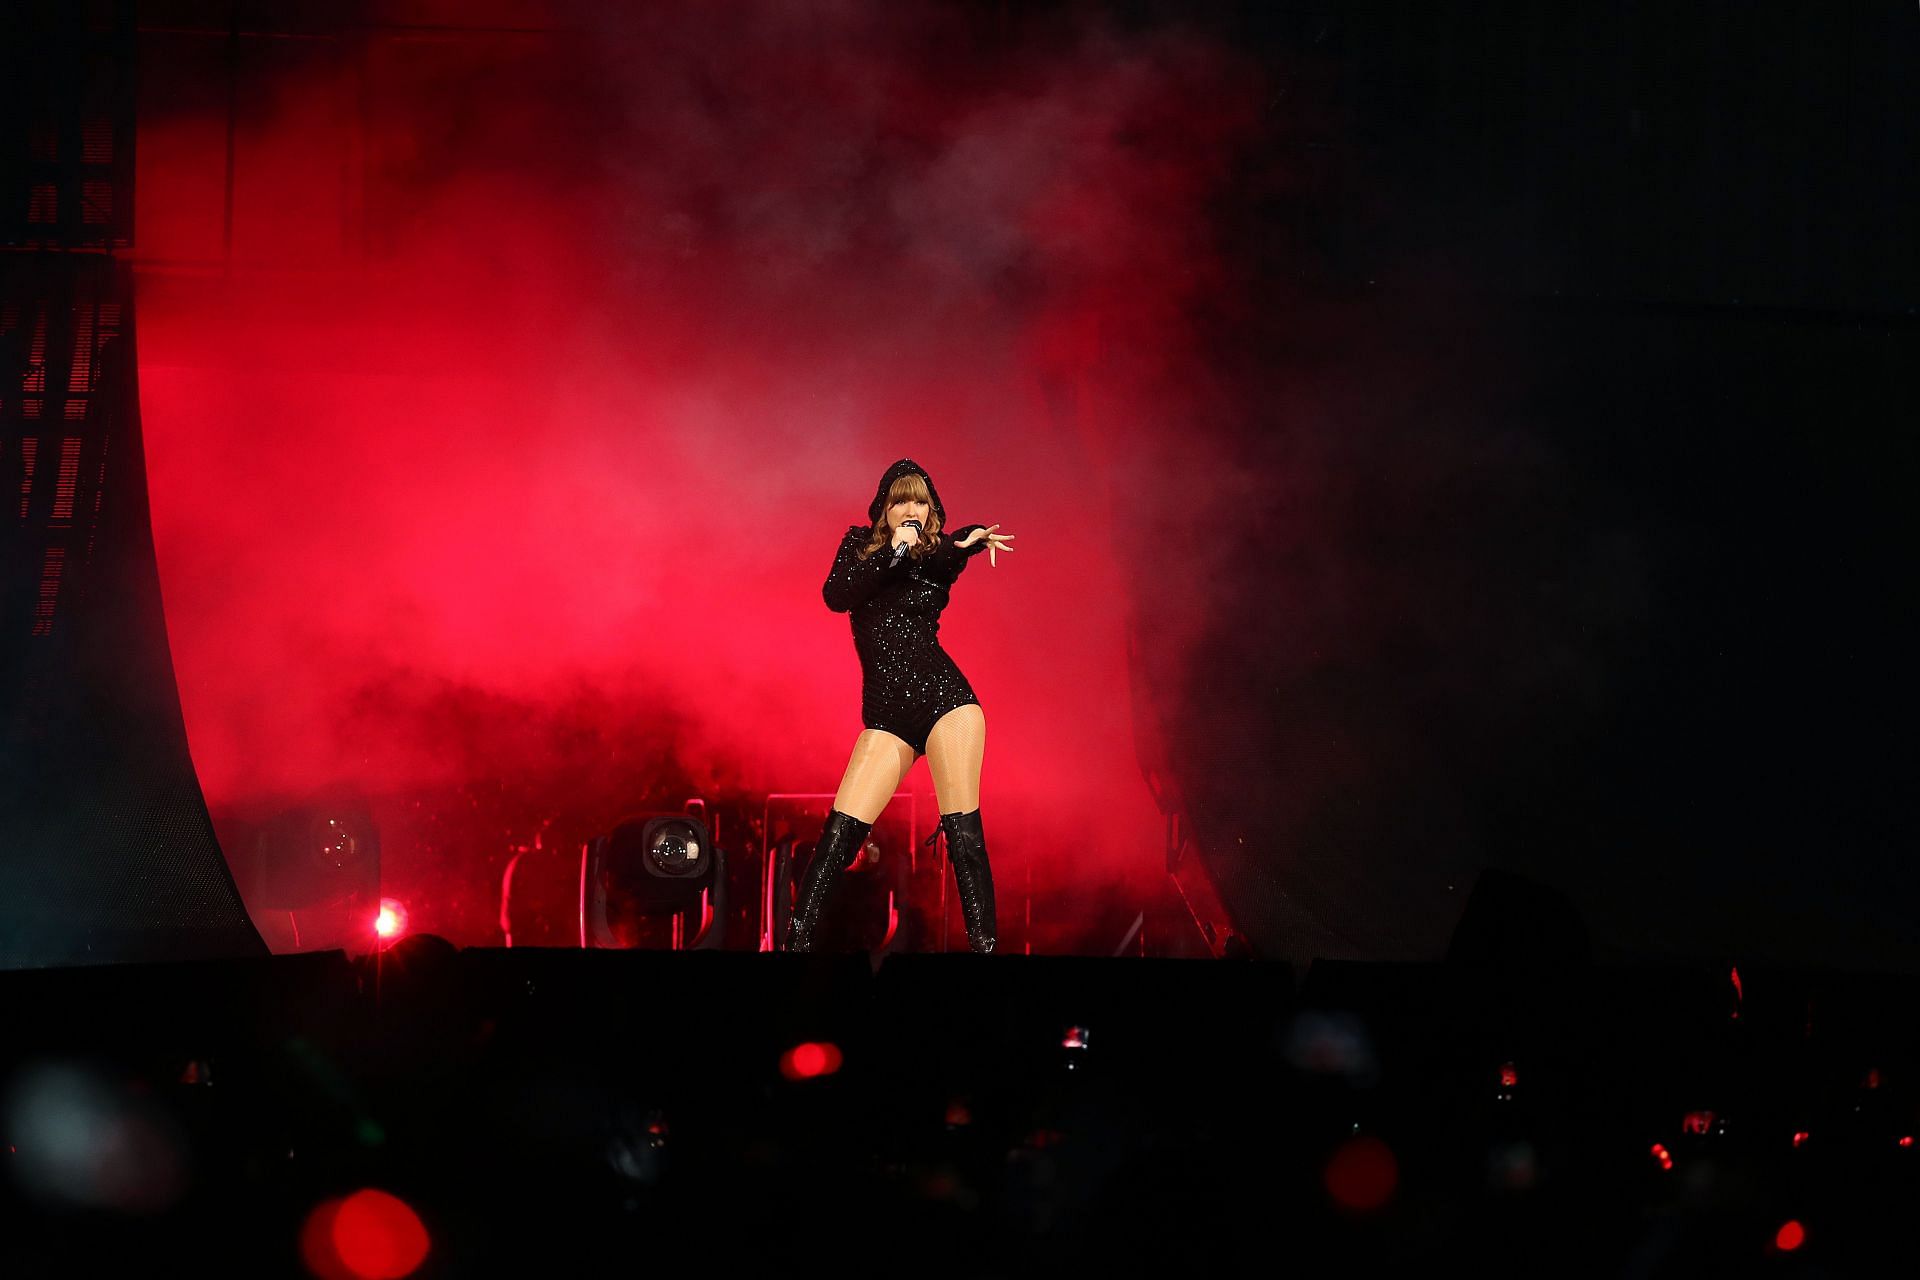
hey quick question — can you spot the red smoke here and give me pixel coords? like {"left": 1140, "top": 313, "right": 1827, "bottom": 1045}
{"left": 131, "top": 2, "right": 1266, "bottom": 948}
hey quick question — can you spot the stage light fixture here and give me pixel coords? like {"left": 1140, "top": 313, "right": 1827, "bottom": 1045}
{"left": 247, "top": 803, "right": 378, "bottom": 906}
{"left": 374, "top": 898, "right": 409, "bottom": 945}
{"left": 227, "top": 794, "right": 381, "bottom": 952}
{"left": 760, "top": 795, "right": 919, "bottom": 953}
{"left": 582, "top": 806, "right": 726, "bottom": 949}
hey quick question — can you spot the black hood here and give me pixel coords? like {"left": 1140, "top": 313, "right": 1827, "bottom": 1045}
{"left": 867, "top": 458, "right": 948, "bottom": 527}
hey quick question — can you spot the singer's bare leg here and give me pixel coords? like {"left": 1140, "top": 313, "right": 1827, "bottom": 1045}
{"left": 832, "top": 729, "right": 917, "bottom": 823}
{"left": 925, "top": 704, "right": 986, "bottom": 816}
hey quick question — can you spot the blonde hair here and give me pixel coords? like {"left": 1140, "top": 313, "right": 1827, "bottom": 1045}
{"left": 855, "top": 471, "right": 944, "bottom": 562}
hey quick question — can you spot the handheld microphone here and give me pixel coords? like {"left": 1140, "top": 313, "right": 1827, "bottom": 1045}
{"left": 890, "top": 519, "right": 923, "bottom": 564}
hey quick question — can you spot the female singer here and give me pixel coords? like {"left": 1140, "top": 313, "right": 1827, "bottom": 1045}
{"left": 785, "top": 458, "right": 1015, "bottom": 953}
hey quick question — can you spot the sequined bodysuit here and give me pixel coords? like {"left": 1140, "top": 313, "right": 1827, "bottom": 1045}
{"left": 822, "top": 461, "right": 990, "bottom": 756}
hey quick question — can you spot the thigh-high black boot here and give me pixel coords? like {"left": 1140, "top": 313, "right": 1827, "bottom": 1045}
{"left": 938, "top": 808, "right": 997, "bottom": 954}
{"left": 784, "top": 809, "right": 873, "bottom": 953}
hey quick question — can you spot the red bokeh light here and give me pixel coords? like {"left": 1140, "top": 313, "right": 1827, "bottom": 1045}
{"left": 1900, "top": 1135, "right": 1913, "bottom": 1149}
{"left": 299, "top": 1198, "right": 348, "bottom": 1280}
{"left": 334, "top": 1189, "right": 430, "bottom": 1279}
{"left": 1323, "top": 1136, "right": 1398, "bottom": 1212}
{"left": 374, "top": 899, "right": 409, "bottom": 944}
{"left": 1498, "top": 1062, "right": 1518, "bottom": 1088}
{"left": 1775, "top": 1220, "right": 1806, "bottom": 1252}
{"left": 1649, "top": 1143, "right": 1673, "bottom": 1171}
{"left": 1792, "top": 1131, "right": 1810, "bottom": 1148}
{"left": 301, "top": 1190, "right": 429, "bottom": 1280}
{"left": 779, "top": 1041, "right": 844, "bottom": 1081}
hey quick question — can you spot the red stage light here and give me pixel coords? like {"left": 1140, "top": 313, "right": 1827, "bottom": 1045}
{"left": 374, "top": 899, "right": 409, "bottom": 944}
{"left": 1792, "top": 1131, "right": 1810, "bottom": 1148}
{"left": 1649, "top": 1143, "right": 1673, "bottom": 1171}
{"left": 1775, "top": 1220, "right": 1806, "bottom": 1252}
{"left": 1323, "top": 1136, "right": 1398, "bottom": 1212}
{"left": 1498, "top": 1062, "right": 1518, "bottom": 1088}
{"left": 1681, "top": 1110, "right": 1715, "bottom": 1135}
{"left": 1900, "top": 1136, "right": 1913, "bottom": 1149}
{"left": 779, "top": 1041, "right": 844, "bottom": 1081}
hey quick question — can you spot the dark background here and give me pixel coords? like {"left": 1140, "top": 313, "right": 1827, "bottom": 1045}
{"left": 1135, "top": 0, "right": 1917, "bottom": 967}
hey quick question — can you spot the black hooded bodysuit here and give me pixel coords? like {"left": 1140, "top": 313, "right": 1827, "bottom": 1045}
{"left": 822, "top": 459, "right": 991, "bottom": 756}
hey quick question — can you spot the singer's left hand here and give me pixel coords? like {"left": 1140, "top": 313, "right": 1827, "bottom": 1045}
{"left": 958, "top": 524, "right": 1016, "bottom": 567}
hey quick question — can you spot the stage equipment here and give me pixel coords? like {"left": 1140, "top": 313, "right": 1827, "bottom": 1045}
{"left": 1163, "top": 811, "right": 1253, "bottom": 957}
{"left": 374, "top": 897, "right": 410, "bottom": 947}
{"left": 0, "top": 1, "right": 262, "bottom": 965}
{"left": 234, "top": 799, "right": 379, "bottom": 907}
{"left": 0, "top": 5, "right": 134, "bottom": 250}
{"left": 581, "top": 800, "right": 725, "bottom": 950}
{"left": 219, "top": 796, "right": 380, "bottom": 954}
{"left": 761, "top": 793, "right": 921, "bottom": 954}
{"left": 496, "top": 826, "right": 588, "bottom": 949}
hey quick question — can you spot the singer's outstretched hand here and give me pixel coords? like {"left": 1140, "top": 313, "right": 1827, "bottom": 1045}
{"left": 957, "top": 524, "right": 1016, "bottom": 567}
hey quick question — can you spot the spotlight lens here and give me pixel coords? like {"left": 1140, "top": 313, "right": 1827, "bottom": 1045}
{"left": 645, "top": 821, "right": 702, "bottom": 876}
